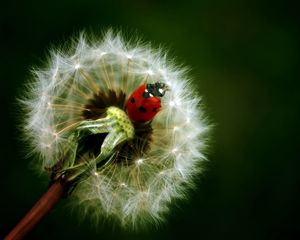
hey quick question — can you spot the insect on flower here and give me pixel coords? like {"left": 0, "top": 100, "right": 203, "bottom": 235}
{"left": 126, "top": 82, "right": 168, "bottom": 123}
{"left": 17, "top": 30, "right": 210, "bottom": 231}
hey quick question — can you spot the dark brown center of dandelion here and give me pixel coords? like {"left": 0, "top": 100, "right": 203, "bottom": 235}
{"left": 80, "top": 89, "right": 153, "bottom": 166}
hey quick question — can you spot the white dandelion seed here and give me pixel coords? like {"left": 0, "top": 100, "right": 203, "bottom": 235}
{"left": 21, "top": 31, "right": 210, "bottom": 229}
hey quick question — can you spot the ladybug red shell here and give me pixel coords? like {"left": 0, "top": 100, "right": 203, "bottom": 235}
{"left": 126, "top": 82, "right": 168, "bottom": 123}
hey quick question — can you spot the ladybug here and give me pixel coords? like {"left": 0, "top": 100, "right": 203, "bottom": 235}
{"left": 126, "top": 82, "right": 168, "bottom": 123}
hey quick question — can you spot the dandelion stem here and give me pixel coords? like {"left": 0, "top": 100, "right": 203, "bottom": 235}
{"left": 5, "top": 181, "right": 65, "bottom": 240}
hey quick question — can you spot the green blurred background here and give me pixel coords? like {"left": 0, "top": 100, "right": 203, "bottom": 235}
{"left": 1, "top": 0, "right": 299, "bottom": 239}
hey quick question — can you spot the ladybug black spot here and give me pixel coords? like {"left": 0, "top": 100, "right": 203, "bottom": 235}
{"left": 130, "top": 97, "right": 135, "bottom": 103}
{"left": 152, "top": 107, "right": 157, "bottom": 112}
{"left": 139, "top": 106, "right": 147, "bottom": 112}
{"left": 138, "top": 119, "right": 146, "bottom": 123}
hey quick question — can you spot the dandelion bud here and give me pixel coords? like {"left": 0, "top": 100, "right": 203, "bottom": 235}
{"left": 22, "top": 31, "right": 210, "bottom": 229}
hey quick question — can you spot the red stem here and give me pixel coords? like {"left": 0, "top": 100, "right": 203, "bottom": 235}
{"left": 5, "top": 181, "right": 65, "bottom": 240}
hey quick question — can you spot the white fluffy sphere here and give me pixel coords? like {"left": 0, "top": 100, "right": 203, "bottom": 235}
{"left": 22, "top": 31, "right": 210, "bottom": 228}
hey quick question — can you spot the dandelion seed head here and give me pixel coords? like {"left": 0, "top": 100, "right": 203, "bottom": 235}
{"left": 21, "top": 30, "right": 211, "bottom": 229}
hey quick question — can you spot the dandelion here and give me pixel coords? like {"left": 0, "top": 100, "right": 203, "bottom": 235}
{"left": 5, "top": 31, "right": 210, "bottom": 239}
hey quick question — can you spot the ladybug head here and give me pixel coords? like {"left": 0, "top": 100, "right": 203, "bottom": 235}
{"left": 143, "top": 82, "right": 168, "bottom": 98}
